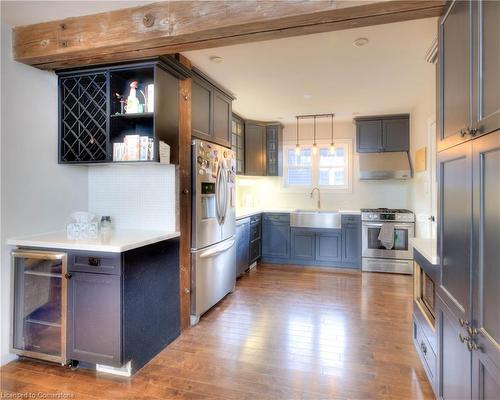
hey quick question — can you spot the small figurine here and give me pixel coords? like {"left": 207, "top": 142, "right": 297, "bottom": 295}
{"left": 125, "top": 81, "right": 139, "bottom": 114}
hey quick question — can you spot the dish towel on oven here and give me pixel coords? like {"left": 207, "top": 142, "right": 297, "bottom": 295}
{"left": 378, "top": 223, "right": 395, "bottom": 250}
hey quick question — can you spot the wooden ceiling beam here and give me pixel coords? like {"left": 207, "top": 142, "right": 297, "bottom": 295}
{"left": 12, "top": 0, "right": 446, "bottom": 70}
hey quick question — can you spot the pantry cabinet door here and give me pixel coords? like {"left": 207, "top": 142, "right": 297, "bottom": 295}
{"left": 472, "top": 0, "right": 500, "bottom": 137}
{"left": 471, "top": 131, "right": 500, "bottom": 399}
{"left": 192, "top": 77, "right": 213, "bottom": 140}
{"left": 438, "top": 0, "right": 472, "bottom": 151}
{"left": 437, "top": 140, "right": 472, "bottom": 323}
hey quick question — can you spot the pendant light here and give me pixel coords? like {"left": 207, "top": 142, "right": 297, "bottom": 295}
{"left": 330, "top": 114, "right": 335, "bottom": 154}
{"left": 312, "top": 116, "right": 318, "bottom": 155}
{"left": 295, "top": 117, "right": 300, "bottom": 155}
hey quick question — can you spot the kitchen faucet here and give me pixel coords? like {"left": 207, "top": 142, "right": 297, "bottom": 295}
{"left": 310, "top": 187, "right": 321, "bottom": 210}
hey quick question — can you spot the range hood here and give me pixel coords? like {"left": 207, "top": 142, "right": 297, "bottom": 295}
{"left": 358, "top": 152, "right": 412, "bottom": 180}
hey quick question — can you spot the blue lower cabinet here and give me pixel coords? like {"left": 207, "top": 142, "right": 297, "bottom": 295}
{"left": 262, "top": 214, "right": 290, "bottom": 260}
{"left": 261, "top": 213, "right": 361, "bottom": 268}
{"left": 316, "top": 231, "right": 342, "bottom": 262}
{"left": 341, "top": 226, "right": 361, "bottom": 265}
{"left": 291, "top": 229, "right": 315, "bottom": 260}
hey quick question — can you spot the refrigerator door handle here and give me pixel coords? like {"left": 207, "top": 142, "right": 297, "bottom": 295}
{"left": 215, "top": 165, "right": 223, "bottom": 225}
{"left": 221, "top": 167, "right": 229, "bottom": 224}
{"left": 199, "top": 239, "right": 235, "bottom": 259}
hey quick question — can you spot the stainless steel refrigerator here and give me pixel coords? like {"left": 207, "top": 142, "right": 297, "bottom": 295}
{"left": 191, "top": 139, "right": 236, "bottom": 325}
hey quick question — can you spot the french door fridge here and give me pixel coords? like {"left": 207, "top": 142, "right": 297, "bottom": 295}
{"left": 191, "top": 139, "right": 236, "bottom": 325}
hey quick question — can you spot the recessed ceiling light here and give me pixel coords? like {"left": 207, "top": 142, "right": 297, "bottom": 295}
{"left": 353, "top": 37, "right": 369, "bottom": 48}
{"left": 303, "top": 94, "right": 313, "bottom": 99}
{"left": 209, "top": 56, "right": 224, "bottom": 63}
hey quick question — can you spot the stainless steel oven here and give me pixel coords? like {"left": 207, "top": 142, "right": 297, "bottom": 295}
{"left": 361, "top": 208, "right": 415, "bottom": 274}
{"left": 362, "top": 221, "right": 415, "bottom": 260}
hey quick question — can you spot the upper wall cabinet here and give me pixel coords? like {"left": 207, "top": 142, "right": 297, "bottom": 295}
{"left": 57, "top": 57, "right": 190, "bottom": 164}
{"left": 355, "top": 115, "right": 409, "bottom": 153}
{"left": 231, "top": 114, "right": 245, "bottom": 175}
{"left": 244, "top": 121, "right": 283, "bottom": 176}
{"left": 438, "top": 0, "right": 499, "bottom": 151}
{"left": 191, "top": 69, "right": 234, "bottom": 149}
{"left": 244, "top": 122, "right": 266, "bottom": 176}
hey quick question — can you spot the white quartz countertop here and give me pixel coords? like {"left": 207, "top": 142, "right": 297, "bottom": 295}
{"left": 236, "top": 208, "right": 361, "bottom": 219}
{"left": 410, "top": 237, "right": 438, "bottom": 265}
{"left": 7, "top": 230, "right": 180, "bottom": 253}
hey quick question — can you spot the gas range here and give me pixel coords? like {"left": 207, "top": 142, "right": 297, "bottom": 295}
{"left": 361, "top": 208, "right": 414, "bottom": 223}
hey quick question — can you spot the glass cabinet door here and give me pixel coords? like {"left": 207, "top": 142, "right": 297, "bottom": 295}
{"left": 12, "top": 250, "right": 67, "bottom": 363}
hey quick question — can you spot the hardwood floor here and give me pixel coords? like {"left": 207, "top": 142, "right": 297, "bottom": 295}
{"left": 1, "top": 264, "right": 434, "bottom": 400}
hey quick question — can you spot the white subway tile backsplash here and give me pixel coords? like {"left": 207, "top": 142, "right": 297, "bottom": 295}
{"left": 88, "top": 164, "right": 177, "bottom": 231}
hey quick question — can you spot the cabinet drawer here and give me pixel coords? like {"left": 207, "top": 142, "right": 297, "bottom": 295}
{"left": 250, "top": 222, "right": 261, "bottom": 242}
{"left": 263, "top": 213, "right": 290, "bottom": 224}
{"left": 249, "top": 240, "right": 261, "bottom": 263}
{"left": 68, "top": 251, "right": 122, "bottom": 275}
{"left": 341, "top": 214, "right": 361, "bottom": 227}
{"left": 413, "top": 316, "right": 436, "bottom": 382}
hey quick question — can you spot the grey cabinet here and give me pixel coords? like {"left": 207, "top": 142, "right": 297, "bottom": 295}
{"left": 356, "top": 120, "right": 382, "bottom": 152}
{"left": 262, "top": 214, "right": 290, "bottom": 259}
{"left": 437, "top": 141, "right": 472, "bottom": 324}
{"left": 355, "top": 115, "right": 409, "bottom": 153}
{"left": 192, "top": 77, "right": 212, "bottom": 139}
{"left": 437, "top": 295, "right": 472, "bottom": 400}
{"left": 235, "top": 218, "right": 250, "bottom": 277}
{"left": 471, "top": 131, "right": 500, "bottom": 399}
{"left": 266, "top": 124, "right": 283, "bottom": 176}
{"left": 341, "top": 214, "right": 361, "bottom": 266}
{"left": 291, "top": 229, "right": 315, "bottom": 261}
{"left": 249, "top": 214, "right": 262, "bottom": 265}
{"left": 316, "top": 231, "right": 341, "bottom": 263}
{"left": 68, "top": 272, "right": 121, "bottom": 366}
{"left": 192, "top": 70, "right": 233, "bottom": 148}
{"left": 232, "top": 114, "right": 245, "bottom": 175}
{"left": 66, "top": 240, "right": 180, "bottom": 373}
{"left": 245, "top": 122, "right": 266, "bottom": 176}
{"left": 438, "top": 0, "right": 471, "bottom": 151}
{"left": 472, "top": 0, "right": 500, "bottom": 137}
{"left": 438, "top": 0, "right": 499, "bottom": 151}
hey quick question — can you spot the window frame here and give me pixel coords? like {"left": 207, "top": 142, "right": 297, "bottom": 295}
{"left": 282, "top": 139, "right": 352, "bottom": 193}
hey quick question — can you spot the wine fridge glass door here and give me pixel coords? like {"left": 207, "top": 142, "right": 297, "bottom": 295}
{"left": 12, "top": 250, "right": 67, "bottom": 364}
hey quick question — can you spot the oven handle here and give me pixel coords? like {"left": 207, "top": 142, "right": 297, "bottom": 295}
{"left": 362, "top": 222, "right": 415, "bottom": 229}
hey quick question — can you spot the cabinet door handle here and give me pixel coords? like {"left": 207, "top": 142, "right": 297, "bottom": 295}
{"left": 420, "top": 341, "right": 427, "bottom": 355}
{"left": 65, "top": 273, "right": 72, "bottom": 279}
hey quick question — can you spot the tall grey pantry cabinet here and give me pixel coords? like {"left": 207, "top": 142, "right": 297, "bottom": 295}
{"left": 436, "top": 1, "right": 499, "bottom": 399}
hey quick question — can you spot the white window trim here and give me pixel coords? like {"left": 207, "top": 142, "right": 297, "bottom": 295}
{"left": 281, "top": 139, "right": 352, "bottom": 194}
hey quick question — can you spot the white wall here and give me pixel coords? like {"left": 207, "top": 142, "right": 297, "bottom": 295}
{"left": 409, "top": 88, "right": 437, "bottom": 238}
{"left": 236, "top": 120, "right": 411, "bottom": 210}
{"left": 0, "top": 23, "right": 89, "bottom": 366}
{"left": 88, "top": 164, "right": 178, "bottom": 231}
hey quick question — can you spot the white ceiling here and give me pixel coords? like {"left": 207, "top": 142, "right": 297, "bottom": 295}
{"left": 184, "top": 18, "right": 437, "bottom": 122}
{"left": 0, "top": 1, "right": 152, "bottom": 27}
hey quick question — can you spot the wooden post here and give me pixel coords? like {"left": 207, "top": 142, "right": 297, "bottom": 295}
{"left": 177, "top": 54, "right": 192, "bottom": 330}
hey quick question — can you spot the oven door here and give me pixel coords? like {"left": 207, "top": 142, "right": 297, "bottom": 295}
{"left": 362, "top": 222, "right": 414, "bottom": 259}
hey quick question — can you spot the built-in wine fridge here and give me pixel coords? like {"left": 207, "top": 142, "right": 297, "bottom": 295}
{"left": 11, "top": 250, "right": 68, "bottom": 364}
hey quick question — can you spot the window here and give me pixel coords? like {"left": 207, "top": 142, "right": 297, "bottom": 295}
{"left": 284, "top": 140, "right": 351, "bottom": 192}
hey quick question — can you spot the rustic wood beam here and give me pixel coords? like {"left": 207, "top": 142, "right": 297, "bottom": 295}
{"left": 13, "top": 0, "right": 446, "bottom": 70}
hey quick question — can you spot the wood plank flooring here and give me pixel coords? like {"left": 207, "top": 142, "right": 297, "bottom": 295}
{"left": 1, "top": 264, "right": 434, "bottom": 400}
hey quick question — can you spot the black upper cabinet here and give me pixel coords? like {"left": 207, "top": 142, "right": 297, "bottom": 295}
{"left": 438, "top": 0, "right": 499, "bottom": 151}
{"left": 231, "top": 114, "right": 245, "bottom": 175}
{"left": 191, "top": 69, "right": 233, "bottom": 148}
{"left": 245, "top": 122, "right": 266, "bottom": 176}
{"left": 355, "top": 115, "right": 409, "bottom": 153}
{"left": 58, "top": 57, "right": 189, "bottom": 164}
